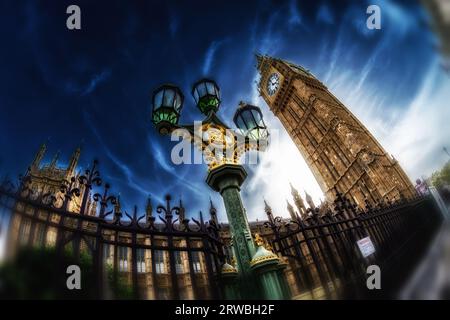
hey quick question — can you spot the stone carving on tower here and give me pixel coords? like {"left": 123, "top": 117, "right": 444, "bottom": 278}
{"left": 290, "top": 183, "right": 308, "bottom": 219}
{"left": 256, "top": 54, "right": 416, "bottom": 206}
{"left": 286, "top": 200, "right": 298, "bottom": 221}
{"left": 22, "top": 143, "right": 94, "bottom": 214}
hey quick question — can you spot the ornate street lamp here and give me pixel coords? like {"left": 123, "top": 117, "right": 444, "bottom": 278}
{"left": 151, "top": 84, "right": 184, "bottom": 135}
{"left": 150, "top": 79, "right": 289, "bottom": 300}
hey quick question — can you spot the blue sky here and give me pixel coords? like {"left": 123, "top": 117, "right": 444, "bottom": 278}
{"left": 0, "top": 0, "right": 448, "bottom": 223}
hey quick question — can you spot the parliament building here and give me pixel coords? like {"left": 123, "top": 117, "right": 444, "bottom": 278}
{"left": 7, "top": 142, "right": 333, "bottom": 299}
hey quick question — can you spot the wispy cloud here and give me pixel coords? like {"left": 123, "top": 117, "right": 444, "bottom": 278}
{"left": 82, "top": 110, "right": 149, "bottom": 197}
{"left": 63, "top": 69, "right": 112, "bottom": 96}
{"left": 202, "top": 39, "right": 228, "bottom": 75}
{"left": 351, "top": 0, "right": 418, "bottom": 39}
{"left": 326, "top": 47, "right": 450, "bottom": 181}
{"left": 147, "top": 136, "right": 205, "bottom": 197}
{"left": 316, "top": 4, "right": 334, "bottom": 25}
{"left": 288, "top": 0, "right": 302, "bottom": 29}
{"left": 82, "top": 70, "right": 112, "bottom": 96}
{"left": 250, "top": 9, "right": 283, "bottom": 57}
{"left": 149, "top": 138, "right": 175, "bottom": 173}
{"left": 384, "top": 58, "right": 450, "bottom": 177}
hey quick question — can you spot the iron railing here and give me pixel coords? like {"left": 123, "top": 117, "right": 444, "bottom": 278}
{"left": 0, "top": 160, "right": 443, "bottom": 300}
{"left": 264, "top": 189, "right": 442, "bottom": 299}
{"left": 0, "top": 160, "right": 225, "bottom": 300}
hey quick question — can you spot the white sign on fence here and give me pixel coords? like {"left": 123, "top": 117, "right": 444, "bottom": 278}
{"left": 357, "top": 236, "right": 376, "bottom": 258}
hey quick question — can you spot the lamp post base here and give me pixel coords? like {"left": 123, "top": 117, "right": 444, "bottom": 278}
{"left": 206, "top": 164, "right": 258, "bottom": 298}
{"left": 206, "top": 164, "right": 291, "bottom": 300}
{"left": 251, "top": 256, "right": 291, "bottom": 300}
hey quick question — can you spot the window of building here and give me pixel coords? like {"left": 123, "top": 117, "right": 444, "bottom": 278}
{"left": 35, "top": 223, "right": 45, "bottom": 246}
{"left": 18, "top": 218, "right": 31, "bottom": 245}
{"left": 137, "top": 248, "right": 146, "bottom": 273}
{"left": 154, "top": 250, "right": 165, "bottom": 274}
{"left": 118, "top": 246, "right": 128, "bottom": 272}
{"left": 46, "top": 228, "right": 57, "bottom": 246}
{"left": 192, "top": 251, "right": 201, "bottom": 273}
{"left": 174, "top": 251, "right": 183, "bottom": 274}
{"left": 103, "top": 244, "right": 112, "bottom": 265}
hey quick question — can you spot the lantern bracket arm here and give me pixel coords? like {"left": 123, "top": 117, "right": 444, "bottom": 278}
{"left": 167, "top": 110, "right": 269, "bottom": 154}
{"left": 205, "top": 111, "right": 230, "bottom": 130}
{"left": 170, "top": 110, "right": 234, "bottom": 137}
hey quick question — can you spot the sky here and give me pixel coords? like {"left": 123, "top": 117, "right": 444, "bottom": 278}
{"left": 0, "top": 0, "right": 449, "bottom": 225}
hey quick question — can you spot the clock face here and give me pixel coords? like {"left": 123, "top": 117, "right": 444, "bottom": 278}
{"left": 267, "top": 73, "right": 280, "bottom": 96}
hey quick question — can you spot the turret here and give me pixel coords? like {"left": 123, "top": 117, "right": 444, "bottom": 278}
{"left": 209, "top": 198, "right": 219, "bottom": 227}
{"left": 286, "top": 200, "right": 297, "bottom": 221}
{"left": 145, "top": 196, "right": 153, "bottom": 222}
{"left": 264, "top": 199, "right": 272, "bottom": 215}
{"left": 114, "top": 194, "right": 122, "bottom": 221}
{"left": 305, "top": 190, "right": 315, "bottom": 210}
{"left": 67, "top": 146, "right": 81, "bottom": 177}
{"left": 178, "top": 197, "right": 186, "bottom": 223}
{"left": 49, "top": 150, "right": 60, "bottom": 169}
{"left": 31, "top": 142, "right": 47, "bottom": 170}
{"left": 263, "top": 199, "right": 276, "bottom": 225}
{"left": 290, "top": 183, "right": 307, "bottom": 218}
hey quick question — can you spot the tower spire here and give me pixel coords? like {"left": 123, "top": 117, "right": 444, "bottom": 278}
{"left": 114, "top": 194, "right": 122, "bottom": 219}
{"left": 67, "top": 145, "right": 81, "bottom": 177}
{"left": 264, "top": 198, "right": 275, "bottom": 223}
{"left": 286, "top": 199, "right": 297, "bottom": 221}
{"left": 179, "top": 196, "right": 186, "bottom": 223}
{"left": 145, "top": 195, "right": 153, "bottom": 222}
{"left": 305, "top": 190, "right": 315, "bottom": 210}
{"left": 50, "top": 150, "right": 60, "bottom": 169}
{"left": 290, "top": 183, "right": 307, "bottom": 219}
{"left": 255, "top": 52, "right": 264, "bottom": 70}
{"left": 209, "top": 197, "right": 219, "bottom": 227}
{"left": 31, "top": 142, "right": 47, "bottom": 170}
{"left": 264, "top": 199, "right": 272, "bottom": 214}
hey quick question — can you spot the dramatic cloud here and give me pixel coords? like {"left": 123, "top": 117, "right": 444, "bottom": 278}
{"left": 0, "top": 0, "right": 446, "bottom": 223}
{"left": 82, "top": 70, "right": 112, "bottom": 96}
{"left": 202, "top": 39, "right": 229, "bottom": 76}
{"left": 317, "top": 4, "right": 334, "bottom": 25}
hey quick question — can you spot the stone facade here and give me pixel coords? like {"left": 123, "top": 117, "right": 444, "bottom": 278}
{"left": 256, "top": 54, "right": 416, "bottom": 206}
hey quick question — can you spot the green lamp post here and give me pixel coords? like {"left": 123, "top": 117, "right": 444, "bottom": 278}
{"left": 151, "top": 79, "right": 290, "bottom": 300}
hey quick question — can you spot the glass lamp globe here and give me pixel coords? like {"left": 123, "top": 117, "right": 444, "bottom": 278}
{"left": 192, "top": 79, "right": 221, "bottom": 115}
{"left": 152, "top": 84, "right": 184, "bottom": 134}
{"left": 233, "top": 102, "right": 269, "bottom": 149}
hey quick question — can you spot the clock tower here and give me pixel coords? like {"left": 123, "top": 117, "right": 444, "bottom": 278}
{"left": 256, "top": 54, "right": 416, "bottom": 206}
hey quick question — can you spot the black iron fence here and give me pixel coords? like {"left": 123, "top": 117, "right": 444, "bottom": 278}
{"left": 0, "top": 160, "right": 225, "bottom": 300}
{"left": 264, "top": 189, "right": 443, "bottom": 299}
{"left": 0, "top": 159, "right": 443, "bottom": 300}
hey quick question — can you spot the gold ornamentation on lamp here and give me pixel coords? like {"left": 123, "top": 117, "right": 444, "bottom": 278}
{"left": 254, "top": 233, "right": 265, "bottom": 247}
{"left": 250, "top": 232, "right": 279, "bottom": 267}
